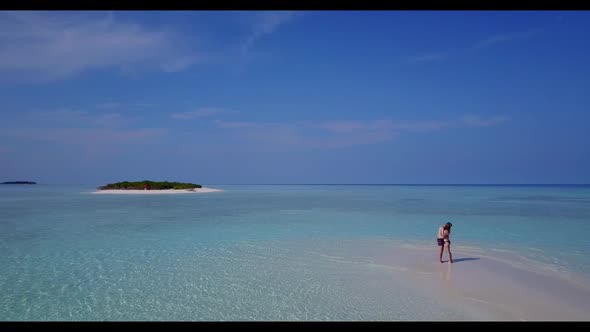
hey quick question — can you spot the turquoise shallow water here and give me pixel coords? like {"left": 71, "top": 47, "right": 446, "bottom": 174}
{"left": 1, "top": 184, "right": 589, "bottom": 320}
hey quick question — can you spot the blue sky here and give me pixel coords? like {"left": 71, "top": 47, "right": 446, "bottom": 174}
{"left": 0, "top": 11, "right": 589, "bottom": 184}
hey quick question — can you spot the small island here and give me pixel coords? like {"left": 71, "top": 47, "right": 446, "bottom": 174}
{"left": 94, "top": 180, "right": 222, "bottom": 194}
{"left": 1, "top": 181, "right": 37, "bottom": 184}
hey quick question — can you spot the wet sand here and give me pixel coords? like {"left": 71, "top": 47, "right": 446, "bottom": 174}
{"left": 353, "top": 240, "right": 590, "bottom": 320}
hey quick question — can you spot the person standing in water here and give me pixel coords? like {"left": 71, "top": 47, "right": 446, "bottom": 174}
{"left": 437, "top": 222, "right": 453, "bottom": 263}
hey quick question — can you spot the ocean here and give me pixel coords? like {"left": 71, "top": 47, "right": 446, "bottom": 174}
{"left": 1, "top": 184, "right": 589, "bottom": 320}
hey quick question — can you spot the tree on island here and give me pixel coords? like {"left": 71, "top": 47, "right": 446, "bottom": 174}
{"left": 98, "top": 180, "right": 202, "bottom": 190}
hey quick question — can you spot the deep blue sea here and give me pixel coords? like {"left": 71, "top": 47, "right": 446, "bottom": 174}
{"left": 1, "top": 184, "right": 589, "bottom": 320}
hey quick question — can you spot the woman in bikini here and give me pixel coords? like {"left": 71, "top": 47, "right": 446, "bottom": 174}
{"left": 437, "top": 222, "right": 453, "bottom": 264}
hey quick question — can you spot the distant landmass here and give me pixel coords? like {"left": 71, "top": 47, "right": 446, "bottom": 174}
{"left": 98, "top": 180, "right": 202, "bottom": 190}
{"left": 1, "top": 181, "right": 37, "bottom": 184}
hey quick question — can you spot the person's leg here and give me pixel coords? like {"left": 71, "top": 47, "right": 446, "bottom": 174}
{"left": 445, "top": 243, "right": 453, "bottom": 263}
{"left": 439, "top": 243, "right": 444, "bottom": 263}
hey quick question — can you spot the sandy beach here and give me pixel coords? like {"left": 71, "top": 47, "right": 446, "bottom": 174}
{"left": 339, "top": 239, "right": 590, "bottom": 321}
{"left": 92, "top": 187, "right": 223, "bottom": 194}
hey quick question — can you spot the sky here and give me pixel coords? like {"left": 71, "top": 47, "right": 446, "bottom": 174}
{"left": 0, "top": 10, "right": 589, "bottom": 185}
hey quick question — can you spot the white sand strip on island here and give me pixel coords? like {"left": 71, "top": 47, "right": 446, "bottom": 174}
{"left": 92, "top": 187, "right": 223, "bottom": 194}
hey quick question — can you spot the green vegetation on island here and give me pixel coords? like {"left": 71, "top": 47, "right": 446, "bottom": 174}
{"left": 1, "top": 181, "right": 37, "bottom": 184}
{"left": 98, "top": 180, "right": 202, "bottom": 190}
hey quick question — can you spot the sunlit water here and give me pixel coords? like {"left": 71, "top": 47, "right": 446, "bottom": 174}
{"left": 1, "top": 184, "right": 589, "bottom": 320}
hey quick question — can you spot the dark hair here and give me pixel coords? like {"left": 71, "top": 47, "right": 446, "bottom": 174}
{"left": 446, "top": 222, "right": 453, "bottom": 227}
{"left": 443, "top": 222, "right": 452, "bottom": 231}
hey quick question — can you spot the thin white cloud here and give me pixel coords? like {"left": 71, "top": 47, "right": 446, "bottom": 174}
{"left": 242, "top": 11, "right": 300, "bottom": 51}
{"left": 475, "top": 31, "right": 536, "bottom": 49}
{"left": 94, "top": 113, "right": 125, "bottom": 128}
{"left": 96, "top": 103, "right": 124, "bottom": 109}
{"left": 213, "top": 120, "right": 257, "bottom": 128}
{"left": 172, "top": 107, "right": 232, "bottom": 120}
{"left": 1, "top": 106, "right": 166, "bottom": 162}
{"left": 212, "top": 115, "right": 507, "bottom": 149}
{"left": 214, "top": 120, "right": 397, "bottom": 149}
{"left": 95, "top": 102, "right": 158, "bottom": 109}
{"left": 160, "top": 55, "right": 201, "bottom": 73}
{"left": 0, "top": 127, "right": 167, "bottom": 144}
{"left": 461, "top": 115, "right": 508, "bottom": 127}
{"left": 389, "top": 120, "right": 452, "bottom": 132}
{"left": 407, "top": 53, "right": 445, "bottom": 64}
{"left": 312, "top": 119, "right": 452, "bottom": 133}
{"left": 0, "top": 11, "right": 199, "bottom": 82}
{"left": 407, "top": 29, "right": 536, "bottom": 65}
{"left": 28, "top": 109, "right": 126, "bottom": 128}
{"left": 315, "top": 121, "right": 367, "bottom": 133}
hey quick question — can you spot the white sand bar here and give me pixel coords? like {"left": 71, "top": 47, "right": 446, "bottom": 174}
{"left": 92, "top": 187, "right": 223, "bottom": 194}
{"left": 343, "top": 239, "right": 590, "bottom": 321}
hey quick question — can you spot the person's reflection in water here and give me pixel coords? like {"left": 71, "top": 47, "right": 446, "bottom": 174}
{"left": 438, "top": 259, "right": 452, "bottom": 282}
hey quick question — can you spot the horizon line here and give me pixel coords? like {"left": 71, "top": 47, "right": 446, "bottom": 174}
{"left": 9, "top": 183, "right": 590, "bottom": 186}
